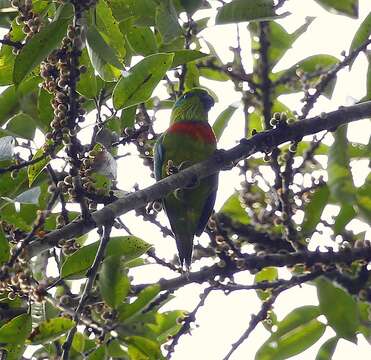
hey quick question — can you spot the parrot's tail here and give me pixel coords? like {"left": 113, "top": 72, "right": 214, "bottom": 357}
{"left": 176, "top": 233, "right": 194, "bottom": 270}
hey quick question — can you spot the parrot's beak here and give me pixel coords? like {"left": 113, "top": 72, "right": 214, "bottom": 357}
{"left": 202, "top": 93, "right": 215, "bottom": 111}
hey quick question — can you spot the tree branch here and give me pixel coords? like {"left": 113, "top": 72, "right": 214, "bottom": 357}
{"left": 61, "top": 223, "right": 113, "bottom": 360}
{"left": 27, "top": 101, "right": 371, "bottom": 257}
{"left": 133, "top": 247, "right": 371, "bottom": 293}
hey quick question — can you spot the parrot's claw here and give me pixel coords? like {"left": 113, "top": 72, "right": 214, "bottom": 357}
{"left": 174, "top": 188, "right": 185, "bottom": 201}
{"left": 180, "top": 264, "right": 191, "bottom": 278}
{"left": 166, "top": 160, "right": 179, "bottom": 175}
{"left": 178, "top": 161, "right": 192, "bottom": 170}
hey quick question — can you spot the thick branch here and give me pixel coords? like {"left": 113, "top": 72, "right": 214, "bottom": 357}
{"left": 27, "top": 101, "right": 371, "bottom": 257}
{"left": 133, "top": 247, "right": 371, "bottom": 293}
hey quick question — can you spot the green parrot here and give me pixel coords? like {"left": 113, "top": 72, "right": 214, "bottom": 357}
{"left": 154, "top": 88, "right": 218, "bottom": 268}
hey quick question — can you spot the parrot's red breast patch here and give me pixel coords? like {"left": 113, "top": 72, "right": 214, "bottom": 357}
{"left": 168, "top": 122, "right": 216, "bottom": 144}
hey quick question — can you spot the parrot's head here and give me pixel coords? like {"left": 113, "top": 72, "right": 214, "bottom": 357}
{"left": 171, "top": 88, "right": 215, "bottom": 123}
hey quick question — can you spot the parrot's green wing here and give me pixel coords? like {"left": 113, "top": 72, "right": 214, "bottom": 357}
{"left": 154, "top": 121, "right": 217, "bottom": 267}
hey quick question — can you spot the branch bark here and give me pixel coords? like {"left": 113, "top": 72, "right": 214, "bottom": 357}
{"left": 133, "top": 247, "right": 371, "bottom": 293}
{"left": 28, "top": 101, "right": 371, "bottom": 257}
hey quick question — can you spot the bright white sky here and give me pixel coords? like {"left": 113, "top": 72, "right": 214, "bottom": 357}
{"left": 1, "top": 0, "right": 371, "bottom": 359}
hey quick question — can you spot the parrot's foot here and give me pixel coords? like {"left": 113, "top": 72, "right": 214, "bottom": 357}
{"left": 215, "top": 149, "right": 235, "bottom": 170}
{"left": 180, "top": 264, "right": 191, "bottom": 278}
{"left": 166, "top": 160, "right": 192, "bottom": 176}
{"left": 178, "top": 161, "right": 192, "bottom": 170}
{"left": 166, "top": 160, "right": 179, "bottom": 175}
{"left": 174, "top": 188, "right": 185, "bottom": 201}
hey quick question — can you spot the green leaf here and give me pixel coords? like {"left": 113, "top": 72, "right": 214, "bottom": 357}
{"left": 357, "top": 173, "right": 371, "bottom": 222}
{"left": 147, "top": 310, "right": 185, "bottom": 343}
{"left": 171, "top": 49, "right": 208, "bottom": 68}
{"left": 118, "top": 285, "right": 160, "bottom": 322}
{"left": 317, "top": 277, "right": 359, "bottom": 341}
{"left": 249, "top": 18, "right": 314, "bottom": 68}
{"left": 87, "top": 346, "right": 107, "bottom": 360}
{"left": 37, "top": 88, "right": 53, "bottom": 132}
{"left": 0, "top": 77, "right": 40, "bottom": 127}
{"left": 0, "top": 87, "right": 19, "bottom": 127}
{"left": 113, "top": 53, "right": 174, "bottom": 109}
{"left": 107, "top": 339, "right": 129, "bottom": 357}
{"left": 274, "top": 306, "right": 321, "bottom": 338}
{"left": 328, "top": 125, "right": 356, "bottom": 205}
{"left": 107, "top": 0, "right": 157, "bottom": 25}
{"left": 199, "top": 40, "right": 229, "bottom": 81}
{"left": 349, "top": 12, "right": 371, "bottom": 68}
{"left": 301, "top": 185, "right": 330, "bottom": 236}
{"left": 0, "top": 136, "right": 15, "bottom": 161}
{"left": 71, "top": 332, "right": 85, "bottom": 353}
{"left": 212, "top": 104, "right": 239, "bottom": 141}
{"left": 86, "top": 25, "right": 123, "bottom": 81}
{"left": 256, "top": 306, "right": 325, "bottom": 360}
{"left": 0, "top": 228, "right": 10, "bottom": 266}
{"left": 126, "top": 335, "right": 163, "bottom": 359}
{"left": 77, "top": 49, "right": 97, "bottom": 99}
{"left": 0, "top": 314, "right": 32, "bottom": 344}
{"left": 179, "top": 0, "right": 203, "bottom": 14}
{"left": 61, "top": 236, "right": 152, "bottom": 278}
{"left": 126, "top": 26, "right": 158, "bottom": 56}
{"left": 219, "top": 192, "right": 250, "bottom": 225}
{"left": 0, "top": 168, "right": 30, "bottom": 211}
{"left": 28, "top": 318, "right": 75, "bottom": 345}
{"left": 273, "top": 54, "right": 339, "bottom": 98}
{"left": 155, "top": 0, "right": 183, "bottom": 44}
{"left": 313, "top": 0, "right": 358, "bottom": 18}
{"left": 0, "top": 39, "right": 15, "bottom": 85}
{"left": 99, "top": 255, "right": 130, "bottom": 309}
{"left": 315, "top": 336, "right": 339, "bottom": 360}
{"left": 184, "top": 61, "right": 200, "bottom": 90}
{"left": 358, "top": 302, "right": 371, "bottom": 344}
{"left": 2, "top": 344, "right": 26, "bottom": 360}
{"left": 216, "top": 0, "right": 280, "bottom": 25}
{"left": 13, "top": 17, "right": 70, "bottom": 85}
{"left": 120, "top": 105, "right": 137, "bottom": 129}
{"left": 27, "top": 146, "right": 50, "bottom": 187}
{"left": 96, "top": 0, "right": 126, "bottom": 59}
{"left": 3, "top": 112, "right": 36, "bottom": 140}
{"left": 254, "top": 267, "right": 278, "bottom": 301}
{"left": 334, "top": 204, "right": 356, "bottom": 234}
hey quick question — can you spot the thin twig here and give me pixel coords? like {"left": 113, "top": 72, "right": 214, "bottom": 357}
{"left": 0, "top": 152, "right": 49, "bottom": 175}
{"left": 61, "top": 223, "right": 113, "bottom": 359}
{"left": 166, "top": 287, "right": 213, "bottom": 358}
{"left": 222, "top": 270, "right": 324, "bottom": 359}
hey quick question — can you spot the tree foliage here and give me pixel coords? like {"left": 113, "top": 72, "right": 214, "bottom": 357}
{"left": 0, "top": 0, "right": 370, "bottom": 359}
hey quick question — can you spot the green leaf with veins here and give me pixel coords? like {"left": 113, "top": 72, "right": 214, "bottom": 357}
{"left": 28, "top": 318, "right": 75, "bottom": 345}
{"left": 99, "top": 255, "right": 130, "bottom": 309}
{"left": 13, "top": 15, "right": 70, "bottom": 85}
{"left": 61, "top": 236, "right": 152, "bottom": 278}
{"left": 256, "top": 306, "right": 325, "bottom": 360}
{"left": 313, "top": 0, "right": 358, "bottom": 18}
{"left": 0, "top": 313, "right": 32, "bottom": 344}
{"left": 317, "top": 277, "right": 359, "bottom": 341}
{"left": 216, "top": 0, "right": 281, "bottom": 25}
{"left": 349, "top": 12, "right": 371, "bottom": 68}
{"left": 86, "top": 25, "right": 123, "bottom": 82}
{"left": 113, "top": 53, "right": 174, "bottom": 109}
{"left": 328, "top": 125, "right": 356, "bottom": 205}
